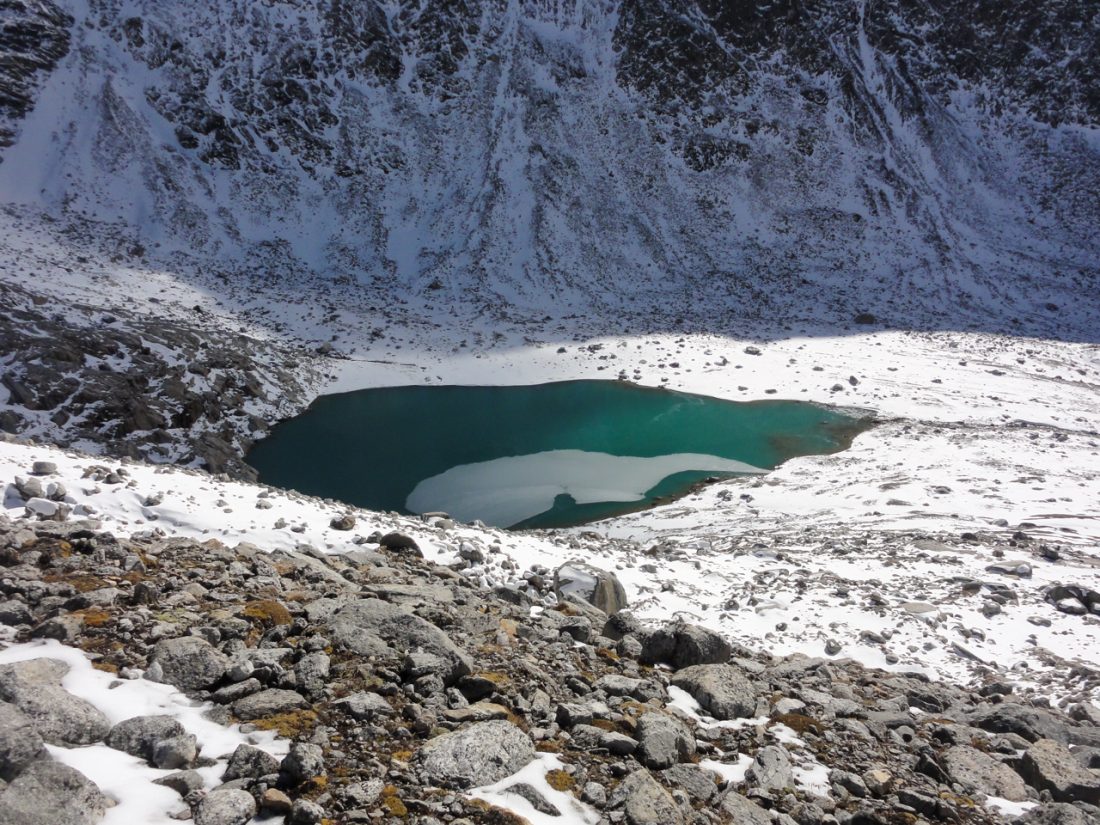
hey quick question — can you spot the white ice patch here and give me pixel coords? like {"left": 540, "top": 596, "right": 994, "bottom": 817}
{"left": 699, "top": 755, "right": 753, "bottom": 785}
{"left": 984, "top": 797, "right": 1039, "bottom": 817}
{"left": 406, "top": 449, "right": 764, "bottom": 526}
{"left": 467, "top": 752, "right": 600, "bottom": 825}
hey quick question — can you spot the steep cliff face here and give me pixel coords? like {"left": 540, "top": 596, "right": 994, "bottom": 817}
{"left": 1, "top": 0, "right": 1097, "bottom": 331}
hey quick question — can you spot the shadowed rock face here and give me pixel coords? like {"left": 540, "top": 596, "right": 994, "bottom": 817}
{"left": 0, "top": 1, "right": 73, "bottom": 149}
{"left": 0, "top": 0, "right": 1097, "bottom": 332}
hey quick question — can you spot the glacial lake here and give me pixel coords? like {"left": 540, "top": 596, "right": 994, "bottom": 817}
{"left": 247, "top": 381, "right": 868, "bottom": 529}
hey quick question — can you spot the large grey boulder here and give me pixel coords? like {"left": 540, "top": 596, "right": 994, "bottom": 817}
{"left": 194, "top": 788, "right": 256, "bottom": 825}
{"left": 0, "top": 759, "right": 107, "bottom": 825}
{"left": 553, "top": 563, "right": 628, "bottom": 615}
{"left": 636, "top": 712, "right": 694, "bottom": 769}
{"left": 607, "top": 769, "right": 683, "bottom": 825}
{"left": 1018, "top": 739, "right": 1100, "bottom": 803}
{"left": 280, "top": 742, "right": 326, "bottom": 785}
{"left": 661, "top": 763, "right": 720, "bottom": 802}
{"left": 223, "top": 743, "right": 281, "bottom": 780}
{"left": 1016, "top": 803, "right": 1095, "bottom": 825}
{"left": 670, "top": 663, "right": 756, "bottom": 720}
{"left": 329, "top": 598, "right": 472, "bottom": 685}
{"left": 941, "top": 745, "right": 1029, "bottom": 801}
{"left": 968, "top": 703, "right": 1079, "bottom": 744}
{"left": 232, "top": 688, "right": 307, "bottom": 721}
{"left": 746, "top": 745, "right": 793, "bottom": 791}
{"left": 717, "top": 790, "right": 774, "bottom": 825}
{"left": 419, "top": 720, "right": 535, "bottom": 788}
{"left": 0, "top": 659, "right": 109, "bottom": 745}
{"left": 149, "top": 637, "right": 229, "bottom": 691}
{"left": 0, "top": 702, "right": 44, "bottom": 780}
{"left": 105, "top": 715, "right": 185, "bottom": 761}
{"left": 640, "top": 621, "right": 731, "bottom": 668}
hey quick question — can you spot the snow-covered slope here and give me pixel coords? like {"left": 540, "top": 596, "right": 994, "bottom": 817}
{"left": 1, "top": 0, "right": 1097, "bottom": 330}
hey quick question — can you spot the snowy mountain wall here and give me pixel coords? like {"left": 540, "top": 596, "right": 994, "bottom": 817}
{"left": 1, "top": 0, "right": 1098, "bottom": 331}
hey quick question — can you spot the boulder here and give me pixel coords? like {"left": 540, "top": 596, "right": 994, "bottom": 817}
{"left": 0, "top": 701, "right": 44, "bottom": 781}
{"left": 223, "top": 744, "right": 281, "bottom": 780}
{"left": 717, "top": 790, "right": 773, "bottom": 825}
{"left": 149, "top": 637, "right": 229, "bottom": 691}
{"left": 0, "top": 658, "right": 109, "bottom": 745}
{"left": 641, "top": 621, "right": 731, "bottom": 668}
{"left": 747, "top": 745, "right": 793, "bottom": 791}
{"left": 1018, "top": 739, "right": 1100, "bottom": 803}
{"left": 608, "top": 769, "right": 683, "bottom": 825}
{"left": 670, "top": 663, "right": 756, "bottom": 720}
{"left": 378, "top": 532, "right": 421, "bottom": 555}
{"left": 661, "top": 763, "right": 720, "bottom": 802}
{"left": 280, "top": 742, "right": 326, "bottom": 785}
{"left": 941, "top": 745, "right": 1029, "bottom": 801}
{"left": 419, "top": 720, "right": 535, "bottom": 788}
{"left": 232, "top": 688, "right": 307, "bottom": 721}
{"left": 105, "top": 715, "right": 186, "bottom": 761}
{"left": 329, "top": 598, "right": 472, "bottom": 685}
{"left": 636, "top": 712, "right": 694, "bottom": 769}
{"left": 1016, "top": 803, "right": 1094, "bottom": 825}
{"left": 553, "top": 563, "right": 628, "bottom": 615}
{"left": 969, "top": 703, "right": 1074, "bottom": 744}
{"left": 332, "top": 691, "right": 394, "bottom": 720}
{"left": 0, "top": 759, "right": 107, "bottom": 825}
{"left": 194, "top": 788, "right": 257, "bottom": 825}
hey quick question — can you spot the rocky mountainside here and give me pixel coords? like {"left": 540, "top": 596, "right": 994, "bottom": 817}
{"left": 1, "top": 0, "right": 1098, "bottom": 331}
{"left": 2, "top": 458, "right": 1100, "bottom": 825}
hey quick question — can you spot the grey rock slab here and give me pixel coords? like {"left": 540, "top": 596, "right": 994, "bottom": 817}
{"left": 608, "top": 768, "right": 683, "bottom": 825}
{"left": 670, "top": 662, "right": 756, "bottom": 720}
{"left": 332, "top": 691, "right": 394, "bottom": 720}
{"left": 152, "top": 734, "right": 198, "bottom": 769}
{"left": 232, "top": 688, "right": 307, "bottom": 721}
{"left": 1018, "top": 739, "right": 1100, "bottom": 803}
{"left": 1016, "top": 803, "right": 1095, "bottom": 825}
{"left": 419, "top": 720, "right": 535, "bottom": 789}
{"left": 105, "top": 714, "right": 186, "bottom": 761}
{"left": 0, "top": 701, "right": 44, "bottom": 781}
{"left": 662, "top": 763, "right": 720, "bottom": 802}
{"left": 330, "top": 598, "right": 472, "bottom": 685}
{"left": 747, "top": 744, "right": 793, "bottom": 791}
{"left": 636, "top": 711, "right": 694, "bottom": 769}
{"left": 280, "top": 742, "right": 326, "bottom": 785}
{"left": 0, "top": 658, "right": 109, "bottom": 745}
{"left": 149, "top": 637, "right": 229, "bottom": 691}
{"left": 194, "top": 788, "right": 257, "bottom": 825}
{"left": 154, "top": 769, "right": 204, "bottom": 796}
{"left": 0, "top": 759, "right": 107, "bottom": 825}
{"left": 223, "top": 743, "right": 280, "bottom": 780}
{"left": 941, "top": 744, "right": 1029, "bottom": 801}
{"left": 969, "top": 703, "right": 1075, "bottom": 744}
{"left": 717, "top": 790, "right": 774, "bottom": 825}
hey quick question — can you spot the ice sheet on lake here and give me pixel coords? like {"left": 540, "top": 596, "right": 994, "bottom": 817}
{"left": 405, "top": 449, "right": 765, "bottom": 526}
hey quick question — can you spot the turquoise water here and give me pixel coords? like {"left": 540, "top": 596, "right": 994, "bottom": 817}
{"left": 247, "top": 381, "right": 867, "bottom": 529}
